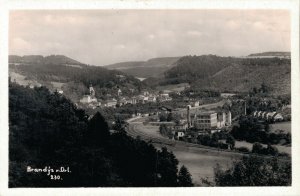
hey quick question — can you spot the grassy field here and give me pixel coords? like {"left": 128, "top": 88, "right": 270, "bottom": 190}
{"left": 156, "top": 83, "right": 190, "bottom": 92}
{"left": 9, "top": 71, "right": 41, "bottom": 87}
{"left": 133, "top": 121, "right": 240, "bottom": 185}
{"left": 270, "top": 121, "right": 291, "bottom": 134}
{"left": 235, "top": 140, "right": 291, "bottom": 155}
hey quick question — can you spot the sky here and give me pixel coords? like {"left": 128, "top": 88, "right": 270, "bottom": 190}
{"left": 9, "top": 10, "right": 290, "bottom": 66}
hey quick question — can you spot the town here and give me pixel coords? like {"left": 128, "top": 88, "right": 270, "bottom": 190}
{"left": 74, "top": 81, "right": 291, "bottom": 153}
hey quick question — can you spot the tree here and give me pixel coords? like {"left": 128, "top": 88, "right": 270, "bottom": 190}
{"left": 252, "top": 142, "right": 264, "bottom": 154}
{"left": 113, "top": 117, "right": 126, "bottom": 133}
{"left": 87, "top": 112, "right": 110, "bottom": 147}
{"left": 214, "top": 156, "right": 291, "bottom": 186}
{"left": 159, "top": 113, "right": 167, "bottom": 122}
{"left": 226, "top": 135, "right": 235, "bottom": 149}
{"left": 178, "top": 165, "right": 193, "bottom": 187}
{"left": 167, "top": 112, "right": 173, "bottom": 122}
{"left": 157, "top": 147, "right": 179, "bottom": 186}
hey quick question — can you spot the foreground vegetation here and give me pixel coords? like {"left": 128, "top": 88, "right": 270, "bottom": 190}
{"left": 9, "top": 83, "right": 192, "bottom": 187}
{"left": 214, "top": 155, "right": 291, "bottom": 186}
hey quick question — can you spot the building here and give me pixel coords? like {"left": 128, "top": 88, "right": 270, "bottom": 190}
{"left": 80, "top": 84, "right": 98, "bottom": 104}
{"left": 266, "top": 112, "right": 276, "bottom": 120}
{"left": 148, "top": 96, "right": 157, "bottom": 103}
{"left": 172, "top": 122, "right": 188, "bottom": 131}
{"left": 175, "top": 131, "right": 185, "bottom": 139}
{"left": 188, "top": 107, "right": 231, "bottom": 130}
{"left": 273, "top": 113, "right": 284, "bottom": 121}
{"left": 193, "top": 111, "right": 218, "bottom": 130}
{"left": 226, "top": 111, "right": 232, "bottom": 126}
{"left": 217, "top": 112, "right": 226, "bottom": 128}
{"left": 106, "top": 99, "right": 117, "bottom": 107}
{"left": 252, "top": 111, "right": 283, "bottom": 121}
{"left": 117, "top": 88, "right": 122, "bottom": 96}
{"left": 80, "top": 95, "right": 97, "bottom": 104}
{"left": 117, "top": 97, "right": 127, "bottom": 106}
{"left": 126, "top": 97, "right": 137, "bottom": 104}
{"left": 220, "top": 93, "right": 236, "bottom": 98}
{"left": 192, "top": 101, "right": 200, "bottom": 107}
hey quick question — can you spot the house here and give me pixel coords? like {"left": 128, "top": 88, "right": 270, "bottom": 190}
{"left": 141, "top": 91, "right": 150, "bottom": 96}
{"left": 148, "top": 96, "right": 157, "bottom": 102}
{"left": 257, "top": 111, "right": 263, "bottom": 118}
{"left": 273, "top": 113, "right": 284, "bottom": 121}
{"left": 253, "top": 111, "right": 258, "bottom": 117}
{"left": 106, "top": 98, "right": 117, "bottom": 107}
{"left": 175, "top": 131, "right": 185, "bottom": 139}
{"left": 220, "top": 93, "right": 236, "bottom": 98}
{"left": 172, "top": 122, "right": 188, "bottom": 131}
{"left": 137, "top": 95, "right": 146, "bottom": 103}
{"left": 266, "top": 112, "right": 276, "bottom": 120}
{"left": 118, "top": 98, "right": 127, "bottom": 106}
{"left": 158, "top": 94, "right": 172, "bottom": 102}
{"left": 127, "top": 97, "right": 137, "bottom": 104}
{"left": 192, "top": 101, "right": 200, "bottom": 107}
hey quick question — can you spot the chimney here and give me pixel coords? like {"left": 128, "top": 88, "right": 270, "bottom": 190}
{"left": 187, "top": 105, "right": 191, "bottom": 128}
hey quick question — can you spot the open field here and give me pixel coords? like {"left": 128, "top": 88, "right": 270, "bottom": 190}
{"left": 270, "top": 121, "right": 291, "bottom": 134}
{"left": 156, "top": 83, "right": 190, "bottom": 93}
{"left": 128, "top": 121, "right": 242, "bottom": 185}
{"left": 235, "top": 140, "right": 291, "bottom": 155}
{"left": 9, "top": 71, "right": 41, "bottom": 87}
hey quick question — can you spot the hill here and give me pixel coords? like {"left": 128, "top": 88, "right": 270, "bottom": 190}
{"left": 147, "top": 55, "right": 291, "bottom": 95}
{"left": 248, "top": 51, "right": 290, "bottom": 58}
{"left": 9, "top": 55, "right": 145, "bottom": 103}
{"left": 104, "top": 57, "right": 180, "bottom": 78}
{"left": 9, "top": 54, "right": 83, "bottom": 65}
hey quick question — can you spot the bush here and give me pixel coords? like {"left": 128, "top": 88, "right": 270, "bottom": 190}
{"left": 235, "top": 147, "right": 250, "bottom": 153}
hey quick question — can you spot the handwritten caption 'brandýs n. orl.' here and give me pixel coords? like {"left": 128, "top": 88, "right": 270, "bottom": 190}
{"left": 27, "top": 166, "right": 71, "bottom": 181}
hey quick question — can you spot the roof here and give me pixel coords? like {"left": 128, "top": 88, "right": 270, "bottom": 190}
{"left": 198, "top": 110, "right": 217, "bottom": 115}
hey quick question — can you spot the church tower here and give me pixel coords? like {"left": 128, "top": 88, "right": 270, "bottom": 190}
{"left": 89, "top": 84, "right": 95, "bottom": 97}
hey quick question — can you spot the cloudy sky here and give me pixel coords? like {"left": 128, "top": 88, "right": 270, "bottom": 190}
{"left": 9, "top": 10, "right": 290, "bottom": 66}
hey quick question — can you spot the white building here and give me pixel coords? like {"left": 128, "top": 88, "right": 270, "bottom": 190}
{"left": 80, "top": 95, "right": 97, "bottom": 104}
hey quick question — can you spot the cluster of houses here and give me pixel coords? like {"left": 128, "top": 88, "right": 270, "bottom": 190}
{"left": 252, "top": 111, "right": 284, "bottom": 122}
{"left": 79, "top": 85, "right": 173, "bottom": 109}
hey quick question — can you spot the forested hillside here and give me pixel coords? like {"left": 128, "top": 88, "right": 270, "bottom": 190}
{"left": 104, "top": 57, "right": 180, "bottom": 78}
{"left": 9, "top": 83, "right": 193, "bottom": 187}
{"left": 9, "top": 55, "right": 146, "bottom": 102}
{"left": 149, "top": 55, "right": 291, "bottom": 95}
{"left": 9, "top": 55, "right": 83, "bottom": 65}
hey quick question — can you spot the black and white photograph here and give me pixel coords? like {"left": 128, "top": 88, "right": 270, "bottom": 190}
{"left": 1, "top": 0, "right": 300, "bottom": 195}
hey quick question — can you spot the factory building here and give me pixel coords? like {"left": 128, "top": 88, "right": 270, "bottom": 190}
{"left": 186, "top": 106, "right": 232, "bottom": 131}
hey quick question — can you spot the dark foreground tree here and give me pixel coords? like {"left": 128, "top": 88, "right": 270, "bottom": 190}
{"left": 178, "top": 165, "right": 193, "bottom": 187}
{"left": 214, "top": 155, "right": 291, "bottom": 186}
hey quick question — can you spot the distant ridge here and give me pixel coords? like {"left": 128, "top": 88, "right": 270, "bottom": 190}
{"left": 9, "top": 55, "right": 84, "bottom": 65}
{"left": 248, "top": 51, "right": 290, "bottom": 57}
